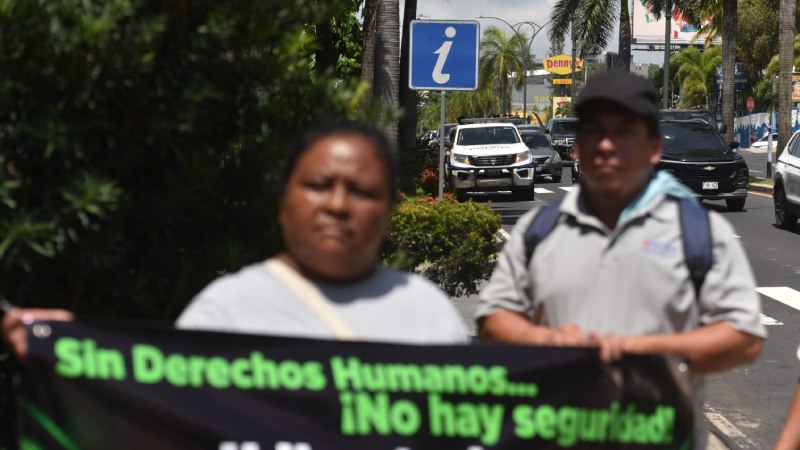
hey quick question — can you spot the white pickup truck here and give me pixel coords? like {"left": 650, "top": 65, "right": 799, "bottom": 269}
{"left": 446, "top": 123, "right": 536, "bottom": 201}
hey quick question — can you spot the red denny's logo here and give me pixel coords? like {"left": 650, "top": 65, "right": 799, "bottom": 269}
{"left": 543, "top": 55, "right": 583, "bottom": 75}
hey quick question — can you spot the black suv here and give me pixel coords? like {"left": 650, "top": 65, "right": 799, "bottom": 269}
{"left": 656, "top": 120, "right": 748, "bottom": 211}
{"left": 545, "top": 118, "right": 578, "bottom": 160}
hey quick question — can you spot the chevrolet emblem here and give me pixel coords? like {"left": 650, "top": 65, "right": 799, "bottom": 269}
{"left": 703, "top": 166, "right": 716, "bottom": 172}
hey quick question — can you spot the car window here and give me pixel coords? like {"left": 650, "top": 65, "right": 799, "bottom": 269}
{"left": 522, "top": 133, "right": 550, "bottom": 147}
{"left": 457, "top": 127, "right": 520, "bottom": 145}
{"left": 659, "top": 111, "right": 715, "bottom": 128}
{"left": 790, "top": 136, "right": 800, "bottom": 157}
{"left": 661, "top": 123, "right": 727, "bottom": 156}
{"left": 551, "top": 120, "right": 578, "bottom": 134}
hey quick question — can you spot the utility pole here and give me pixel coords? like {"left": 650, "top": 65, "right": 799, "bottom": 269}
{"left": 662, "top": 0, "right": 672, "bottom": 109}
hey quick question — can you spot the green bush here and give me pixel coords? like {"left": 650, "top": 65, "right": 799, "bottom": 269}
{"left": 382, "top": 196, "right": 502, "bottom": 297}
{"left": 0, "top": 0, "right": 363, "bottom": 318}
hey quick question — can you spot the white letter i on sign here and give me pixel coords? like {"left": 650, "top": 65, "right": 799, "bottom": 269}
{"left": 433, "top": 27, "right": 456, "bottom": 84}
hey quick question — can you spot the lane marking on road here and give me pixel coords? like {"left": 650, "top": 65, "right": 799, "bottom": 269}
{"left": 704, "top": 406, "right": 760, "bottom": 449}
{"left": 760, "top": 313, "right": 784, "bottom": 325}
{"left": 756, "top": 287, "right": 800, "bottom": 312}
{"left": 534, "top": 188, "right": 554, "bottom": 194}
{"left": 559, "top": 186, "right": 577, "bottom": 192}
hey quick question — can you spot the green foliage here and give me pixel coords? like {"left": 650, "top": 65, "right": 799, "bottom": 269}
{"left": 754, "top": 36, "right": 800, "bottom": 111}
{"left": 669, "top": 46, "right": 721, "bottom": 108}
{"left": 479, "top": 26, "right": 526, "bottom": 116}
{"left": 382, "top": 197, "right": 502, "bottom": 297}
{"left": 0, "top": 0, "right": 363, "bottom": 318}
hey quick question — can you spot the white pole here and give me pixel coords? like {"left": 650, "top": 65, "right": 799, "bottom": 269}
{"left": 768, "top": 77, "right": 775, "bottom": 179}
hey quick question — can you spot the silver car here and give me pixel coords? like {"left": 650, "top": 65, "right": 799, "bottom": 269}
{"left": 775, "top": 130, "right": 800, "bottom": 229}
{"left": 519, "top": 130, "right": 563, "bottom": 183}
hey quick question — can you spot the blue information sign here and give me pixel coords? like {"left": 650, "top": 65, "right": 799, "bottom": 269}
{"left": 409, "top": 20, "right": 479, "bottom": 91}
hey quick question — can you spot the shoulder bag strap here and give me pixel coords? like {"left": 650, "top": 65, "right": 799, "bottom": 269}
{"left": 264, "top": 258, "right": 357, "bottom": 341}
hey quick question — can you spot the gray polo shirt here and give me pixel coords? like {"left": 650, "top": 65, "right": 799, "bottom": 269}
{"left": 477, "top": 186, "right": 765, "bottom": 339}
{"left": 177, "top": 264, "right": 470, "bottom": 345}
{"left": 476, "top": 185, "right": 766, "bottom": 449}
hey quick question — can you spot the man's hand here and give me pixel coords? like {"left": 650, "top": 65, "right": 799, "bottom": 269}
{"left": 2, "top": 307, "right": 73, "bottom": 359}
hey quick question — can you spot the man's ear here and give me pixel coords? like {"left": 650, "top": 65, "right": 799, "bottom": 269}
{"left": 649, "top": 136, "right": 663, "bottom": 166}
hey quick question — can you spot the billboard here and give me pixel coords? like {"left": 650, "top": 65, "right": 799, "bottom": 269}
{"left": 632, "top": 0, "right": 712, "bottom": 45}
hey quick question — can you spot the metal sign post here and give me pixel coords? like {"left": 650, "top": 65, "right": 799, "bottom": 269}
{"left": 768, "top": 77, "right": 776, "bottom": 179}
{"left": 409, "top": 20, "right": 479, "bottom": 201}
{"left": 439, "top": 92, "right": 446, "bottom": 199}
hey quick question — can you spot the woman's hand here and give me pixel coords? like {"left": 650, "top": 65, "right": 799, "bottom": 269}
{"left": 1, "top": 304, "right": 73, "bottom": 359}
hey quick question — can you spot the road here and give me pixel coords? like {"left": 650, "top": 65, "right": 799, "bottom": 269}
{"left": 453, "top": 158, "right": 799, "bottom": 450}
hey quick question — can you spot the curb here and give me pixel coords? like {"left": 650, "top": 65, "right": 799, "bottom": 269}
{"left": 748, "top": 183, "right": 773, "bottom": 195}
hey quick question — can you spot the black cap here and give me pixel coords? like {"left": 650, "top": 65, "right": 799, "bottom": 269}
{"left": 576, "top": 70, "right": 659, "bottom": 123}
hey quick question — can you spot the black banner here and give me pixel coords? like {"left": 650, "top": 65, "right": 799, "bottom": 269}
{"left": 20, "top": 321, "right": 694, "bottom": 449}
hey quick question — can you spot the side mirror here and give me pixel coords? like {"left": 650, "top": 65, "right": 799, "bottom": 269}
{"left": 729, "top": 141, "right": 740, "bottom": 150}
{"left": 718, "top": 123, "right": 727, "bottom": 134}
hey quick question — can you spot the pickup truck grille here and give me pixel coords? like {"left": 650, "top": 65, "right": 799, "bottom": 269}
{"left": 473, "top": 155, "right": 515, "bottom": 167}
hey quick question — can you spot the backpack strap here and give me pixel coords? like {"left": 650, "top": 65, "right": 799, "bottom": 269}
{"left": 677, "top": 198, "right": 712, "bottom": 301}
{"left": 524, "top": 199, "right": 564, "bottom": 265}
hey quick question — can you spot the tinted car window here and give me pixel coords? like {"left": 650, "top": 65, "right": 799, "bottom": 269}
{"left": 457, "top": 127, "right": 520, "bottom": 145}
{"left": 551, "top": 120, "right": 578, "bottom": 134}
{"left": 522, "top": 133, "right": 551, "bottom": 147}
{"left": 660, "top": 111, "right": 715, "bottom": 126}
{"left": 661, "top": 123, "right": 727, "bottom": 156}
{"left": 790, "top": 136, "right": 800, "bottom": 157}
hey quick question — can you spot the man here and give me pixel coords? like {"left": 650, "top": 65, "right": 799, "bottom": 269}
{"left": 476, "top": 70, "right": 765, "bottom": 449}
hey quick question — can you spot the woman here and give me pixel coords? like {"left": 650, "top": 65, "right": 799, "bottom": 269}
{"left": 2, "top": 122, "right": 469, "bottom": 355}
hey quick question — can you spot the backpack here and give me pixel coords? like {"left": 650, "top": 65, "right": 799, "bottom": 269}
{"left": 523, "top": 197, "right": 712, "bottom": 299}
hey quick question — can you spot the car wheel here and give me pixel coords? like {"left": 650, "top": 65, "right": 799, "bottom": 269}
{"left": 455, "top": 190, "right": 469, "bottom": 202}
{"left": 774, "top": 185, "right": 798, "bottom": 229}
{"left": 726, "top": 198, "right": 746, "bottom": 212}
{"left": 552, "top": 170, "right": 563, "bottom": 183}
{"left": 512, "top": 187, "right": 535, "bottom": 201}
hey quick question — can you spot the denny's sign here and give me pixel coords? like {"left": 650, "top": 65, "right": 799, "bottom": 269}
{"left": 543, "top": 54, "right": 583, "bottom": 75}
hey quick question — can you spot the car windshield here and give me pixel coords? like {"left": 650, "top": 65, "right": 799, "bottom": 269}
{"left": 659, "top": 111, "right": 715, "bottom": 128}
{"left": 551, "top": 120, "right": 578, "bottom": 134}
{"left": 457, "top": 127, "right": 520, "bottom": 145}
{"left": 522, "top": 133, "right": 550, "bottom": 147}
{"left": 661, "top": 123, "right": 727, "bottom": 155}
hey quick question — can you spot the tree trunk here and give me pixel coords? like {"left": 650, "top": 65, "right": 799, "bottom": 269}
{"left": 616, "top": 0, "right": 632, "bottom": 71}
{"left": 374, "top": 0, "right": 400, "bottom": 152}
{"left": 778, "top": 0, "right": 796, "bottom": 156}
{"left": 720, "top": 0, "right": 737, "bottom": 142}
{"left": 360, "top": 0, "right": 377, "bottom": 106}
{"left": 398, "top": 0, "right": 417, "bottom": 192}
{"left": 315, "top": 20, "right": 337, "bottom": 73}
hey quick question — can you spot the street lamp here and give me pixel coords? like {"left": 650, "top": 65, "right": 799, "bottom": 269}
{"left": 478, "top": 16, "right": 550, "bottom": 121}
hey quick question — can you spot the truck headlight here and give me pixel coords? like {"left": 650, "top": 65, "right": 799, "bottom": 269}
{"left": 453, "top": 154, "right": 472, "bottom": 165}
{"left": 515, "top": 151, "right": 532, "bottom": 164}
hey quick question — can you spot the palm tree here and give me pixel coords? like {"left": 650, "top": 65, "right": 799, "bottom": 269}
{"left": 670, "top": 46, "right": 722, "bottom": 108}
{"left": 647, "top": 0, "right": 735, "bottom": 140}
{"left": 360, "top": 0, "right": 400, "bottom": 149}
{"left": 550, "top": 0, "right": 624, "bottom": 69}
{"left": 479, "top": 26, "right": 526, "bottom": 116}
